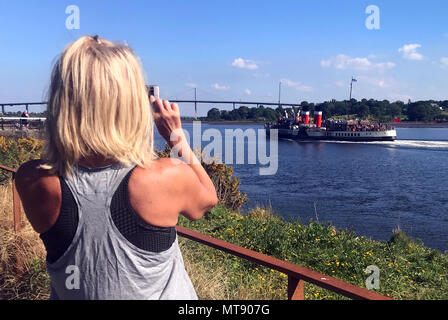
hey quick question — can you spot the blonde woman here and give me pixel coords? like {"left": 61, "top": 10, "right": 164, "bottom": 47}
{"left": 15, "top": 35, "right": 218, "bottom": 300}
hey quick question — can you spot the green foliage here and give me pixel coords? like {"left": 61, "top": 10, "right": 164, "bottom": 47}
{"left": 207, "top": 108, "right": 221, "bottom": 121}
{"left": 406, "top": 102, "right": 442, "bottom": 121}
{"left": 204, "top": 105, "right": 278, "bottom": 122}
{"left": 205, "top": 162, "right": 247, "bottom": 211}
{"left": 0, "top": 136, "right": 44, "bottom": 170}
{"left": 203, "top": 99, "right": 446, "bottom": 123}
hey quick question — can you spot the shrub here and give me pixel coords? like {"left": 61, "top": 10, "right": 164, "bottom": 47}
{"left": 0, "top": 136, "right": 43, "bottom": 170}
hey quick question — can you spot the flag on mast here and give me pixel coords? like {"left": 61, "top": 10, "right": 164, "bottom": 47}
{"left": 352, "top": 77, "right": 357, "bottom": 82}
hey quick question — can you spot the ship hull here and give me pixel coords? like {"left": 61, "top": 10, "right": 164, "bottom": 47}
{"left": 267, "top": 128, "right": 396, "bottom": 142}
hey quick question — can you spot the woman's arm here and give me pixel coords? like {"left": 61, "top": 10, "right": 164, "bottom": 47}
{"left": 151, "top": 97, "right": 218, "bottom": 220}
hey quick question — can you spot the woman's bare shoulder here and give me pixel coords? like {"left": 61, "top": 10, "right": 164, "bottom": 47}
{"left": 131, "top": 157, "right": 199, "bottom": 194}
{"left": 15, "top": 160, "right": 62, "bottom": 234}
{"left": 128, "top": 158, "right": 196, "bottom": 226}
{"left": 15, "top": 160, "right": 61, "bottom": 205}
{"left": 135, "top": 158, "right": 191, "bottom": 178}
{"left": 16, "top": 160, "right": 59, "bottom": 188}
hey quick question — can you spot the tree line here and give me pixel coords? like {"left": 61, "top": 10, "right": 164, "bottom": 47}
{"left": 2, "top": 99, "right": 446, "bottom": 123}
{"left": 204, "top": 99, "right": 447, "bottom": 122}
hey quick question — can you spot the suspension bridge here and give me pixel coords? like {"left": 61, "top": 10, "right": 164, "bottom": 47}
{"left": 0, "top": 100, "right": 302, "bottom": 118}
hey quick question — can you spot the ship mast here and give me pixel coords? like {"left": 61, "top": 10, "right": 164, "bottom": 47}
{"left": 349, "top": 76, "right": 357, "bottom": 101}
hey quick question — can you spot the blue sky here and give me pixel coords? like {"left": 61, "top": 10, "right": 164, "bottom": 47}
{"left": 1, "top": 0, "right": 448, "bottom": 115}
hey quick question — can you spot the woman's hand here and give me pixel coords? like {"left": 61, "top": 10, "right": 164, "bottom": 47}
{"left": 150, "top": 96, "right": 183, "bottom": 147}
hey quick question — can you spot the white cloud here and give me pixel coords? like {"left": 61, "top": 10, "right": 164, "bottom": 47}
{"left": 231, "top": 58, "right": 258, "bottom": 70}
{"left": 321, "top": 54, "right": 395, "bottom": 71}
{"left": 440, "top": 57, "right": 448, "bottom": 66}
{"left": 253, "top": 72, "right": 270, "bottom": 78}
{"left": 398, "top": 44, "right": 424, "bottom": 60}
{"left": 377, "top": 80, "right": 386, "bottom": 88}
{"left": 185, "top": 82, "right": 198, "bottom": 88}
{"left": 357, "top": 75, "right": 394, "bottom": 88}
{"left": 245, "top": 89, "right": 252, "bottom": 96}
{"left": 281, "top": 78, "right": 313, "bottom": 92}
{"left": 211, "top": 83, "right": 230, "bottom": 90}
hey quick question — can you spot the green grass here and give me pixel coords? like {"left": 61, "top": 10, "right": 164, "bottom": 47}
{"left": 178, "top": 205, "right": 448, "bottom": 300}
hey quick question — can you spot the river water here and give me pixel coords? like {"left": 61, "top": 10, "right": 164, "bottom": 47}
{"left": 155, "top": 124, "right": 448, "bottom": 252}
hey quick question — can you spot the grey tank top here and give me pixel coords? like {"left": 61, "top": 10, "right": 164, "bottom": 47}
{"left": 46, "top": 163, "right": 198, "bottom": 300}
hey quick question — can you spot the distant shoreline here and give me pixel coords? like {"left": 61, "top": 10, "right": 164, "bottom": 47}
{"left": 385, "top": 122, "right": 448, "bottom": 128}
{"left": 182, "top": 119, "right": 448, "bottom": 128}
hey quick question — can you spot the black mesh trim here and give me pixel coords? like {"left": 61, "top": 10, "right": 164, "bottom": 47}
{"left": 40, "top": 177, "right": 79, "bottom": 264}
{"left": 110, "top": 167, "right": 176, "bottom": 253}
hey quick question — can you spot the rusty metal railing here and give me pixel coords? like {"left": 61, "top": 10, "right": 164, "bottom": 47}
{"left": 0, "top": 164, "right": 22, "bottom": 232}
{"left": 0, "top": 164, "right": 24, "bottom": 274}
{"left": 0, "top": 163, "right": 392, "bottom": 300}
{"left": 176, "top": 226, "right": 391, "bottom": 300}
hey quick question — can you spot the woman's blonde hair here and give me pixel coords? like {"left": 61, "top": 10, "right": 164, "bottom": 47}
{"left": 41, "top": 35, "right": 156, "bottom": 177}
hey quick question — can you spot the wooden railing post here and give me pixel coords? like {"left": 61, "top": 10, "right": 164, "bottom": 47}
{"left": 12, "top": 173, "right": 22, "bottom": 232}
{"left": 287, "top": 275, "right": 304, "bottom": 300}
{"left": 11, "top": 172, "right": 24, "bottom": 274}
